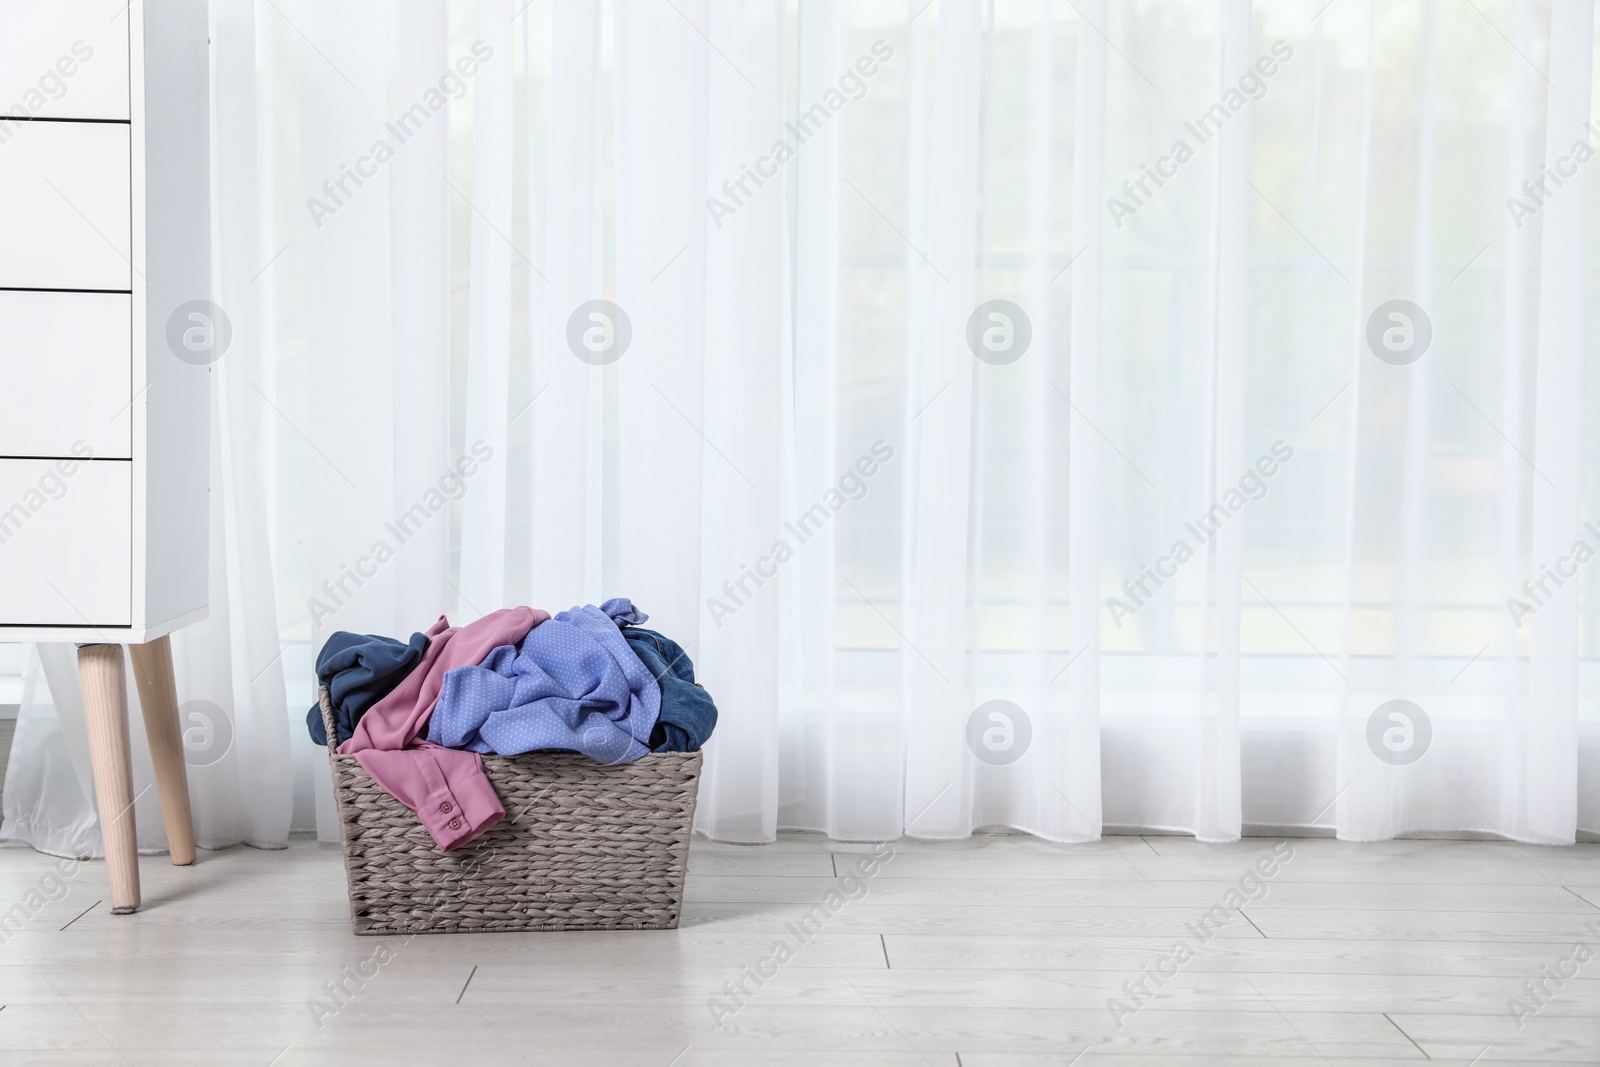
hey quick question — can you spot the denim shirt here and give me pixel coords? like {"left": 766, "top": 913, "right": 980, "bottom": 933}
{"left": 622, "top": 626, "right": 718, "bottom": 752}
{"left": 306, "top": 629, "right": 430, "bottom": 746}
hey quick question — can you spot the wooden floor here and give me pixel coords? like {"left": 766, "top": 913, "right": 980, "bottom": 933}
{"left": 0, "top": 831, "right": 1593, "bottom": 1065}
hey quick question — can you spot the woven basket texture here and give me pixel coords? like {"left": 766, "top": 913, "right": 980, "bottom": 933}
{"left": 320, "top": 687, "right": 701, "bottom": 935}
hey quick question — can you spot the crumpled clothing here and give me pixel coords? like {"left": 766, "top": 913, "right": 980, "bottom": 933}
{"left": 621, "top": 626, "right": 718, "bottom": 752}
{"left": 306, "top": 629, "right": 430, "bottom": 746}
{"left": 340, "top": 607, "right": 548, "bottom": 850}
{"left": 427, "top": 598, "right": 659, "bottom": 765}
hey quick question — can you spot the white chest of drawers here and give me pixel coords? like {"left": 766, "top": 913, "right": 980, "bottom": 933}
{"left": 0, "top": 0, "right": 210, "bottom": 915}
{"left": 0, "top": 0, "right": 210, "bottom": 644}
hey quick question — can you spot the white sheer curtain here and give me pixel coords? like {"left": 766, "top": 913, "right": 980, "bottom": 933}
{"left": 9, "top": 0, "right": 1596, "bottom": 854}
{"left": 249, "top": 0, "right": 1600, "bottom": 846}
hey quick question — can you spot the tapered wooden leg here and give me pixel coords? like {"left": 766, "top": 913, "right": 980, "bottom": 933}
{"left": 128, "top": 636, "right": 196, "bottom": 866}
{"left": 76, "top": 644, "right": 140, "bottom": 914}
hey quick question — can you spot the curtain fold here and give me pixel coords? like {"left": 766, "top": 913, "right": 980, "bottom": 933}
{"left": 904, "top": 0, "right": 982, "bottom": 840}
{"left": 529, "top": 0, "right": 604, "bottom": 609}
{"left": 391, "top": 0, "right": 453, "bottom": 631}
{"left": 210, "top": 0, "right": 293, "bottom": 848}
{"left": 693, "top": 0, "right": 787, "bottom": 844}
{"left": 458, "top": 0, "right": 515, "bottom": 616}
{"left": 1524, "top": 0, "right": 1591, "bottom": 843}
{"left": 1197, "top": 0, "right": 1251, "bottom": 842}
{"left": 1062, "top": 0, "right": 1107, "bottom": 843}
{"left": 612, "top": 0, "right": 711, "bottom": 647}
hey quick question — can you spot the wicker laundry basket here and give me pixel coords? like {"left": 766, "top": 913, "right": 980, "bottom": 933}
{"left": 319, "top": 688, "right": 702, "bottom": 935}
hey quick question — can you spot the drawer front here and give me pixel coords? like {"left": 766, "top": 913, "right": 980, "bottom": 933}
{"left": 0, "top": 119, "right": 131, "bottom": 290}
{"left": 0, "top": 458, "right": 131, "bottom": 626}
{"left": 0, "top": 1, "right": 131, "bottom": 121}
{"left": 0, "top": 291, "right": 131, "bottom": 459}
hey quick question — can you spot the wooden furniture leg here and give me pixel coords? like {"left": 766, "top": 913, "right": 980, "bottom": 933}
{"left": 76, "top": 644, "right": 140, "bottom": 914}
{"left": 129, "top": 636, "right": 196, "bottom": 866}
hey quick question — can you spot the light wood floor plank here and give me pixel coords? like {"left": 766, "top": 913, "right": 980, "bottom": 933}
{"left": 883, "top": 932, "right": 1596, "bottom": 977}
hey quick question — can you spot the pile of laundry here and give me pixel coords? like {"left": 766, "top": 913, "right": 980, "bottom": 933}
{"left": 305, "top": 598, "right": 716, "bottom": 851}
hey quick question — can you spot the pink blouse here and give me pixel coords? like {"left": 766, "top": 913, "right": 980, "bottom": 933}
{"left": 339, "top": 607, "right": 548, "bottom": 850}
